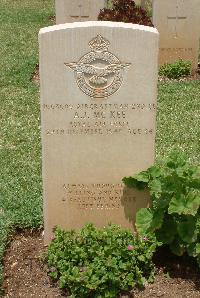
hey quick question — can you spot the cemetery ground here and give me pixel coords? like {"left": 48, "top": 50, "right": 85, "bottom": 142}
{"left": 0, "top": 0, "right": 200, "bottom": 297}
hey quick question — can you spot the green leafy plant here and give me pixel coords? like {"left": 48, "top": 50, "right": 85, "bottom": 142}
{"left": 159, "top": 59, "right": 192, "bottom": 79}
{"left": 123, "top": 150, "right": 200, "bottom": 268}
{"left": 46, "top": 224, "right": 158, "bottom": 297}
{"left": 141, "top": 0, "right": 153, "bottom": 18}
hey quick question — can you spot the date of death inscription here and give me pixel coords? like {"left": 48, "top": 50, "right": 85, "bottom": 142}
{"left": 43, "top": 102, "right": 156, "bottom": 136}
{"left": 62, "top": 183, "right": 136, "bottom": 210}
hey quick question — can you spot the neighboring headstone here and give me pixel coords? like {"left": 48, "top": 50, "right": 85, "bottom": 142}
{"left": 39, "top": 22, "right": 159, "bottom": 244}
{"left": 134, "top": 0, "right": 141, "bottom": 5}
{"left": 153, "top": 0, "right": 200, "bottom": 70}
{"left": 55, "top": 0, "right": 105, "bottom": 24}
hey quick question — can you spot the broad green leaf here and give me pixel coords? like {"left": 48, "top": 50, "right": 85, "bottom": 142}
{"left": 122, "top": 176, "right": 147, "bottom": 190}
{"left": 189, "top": 178, "right": 200, "bottom": 189}
{"left": 187, "top": 242, "right": 200, "bottom": 258}
{"left": 156, "top": 217, "right": 177, "bottom": 244}
{"left": 149, "top": 179, "right": 162, "bottom": 198}
{"left": 136, "top": 208, "right": 153, "bottom": 235}
{"left": 168, "top": 192, "right": 200, "bottom": 216}
{"left": 187, "top": 243, "right": 197, "bottom": 257}
{"left": 196, "top": 216, "right": 200, "bottom": 233}
{"left": 177, "top": 217, "right": 197, "bottom": 243}
{"left": 148, "top": 166, "right": 161, "bottom": 178}
{"left": 175, "top": 167, "right": 184, "bottom": 177}
{"left": 196, "top": 243, "right": 200, "bottom": 254}
{"left": 170, "top": 240, "right": 185, "bottom": 256}
{"left": 150, "top": 209, "right": 164, "bottom": 231}
{"left": 153, "top": 195, "right": 170, "bottom": 211}
{"left": 134, "top": 171, "right": 150, "bottom": 183}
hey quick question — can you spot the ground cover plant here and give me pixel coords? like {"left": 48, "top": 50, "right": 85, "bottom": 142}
{"left": 46, "top": 224, "right": 158, "bottom": 297}
{"left": 0, "top": 0, "right": 200, "bottom": 293}
{"left": 159, "top": 60, "right": 192, "bottom": 79}
{"left": 123, "top": 150, "right": 200, "bottom": 268}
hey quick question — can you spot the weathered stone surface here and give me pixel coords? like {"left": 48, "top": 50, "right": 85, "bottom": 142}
{"left": 39, "top": 22, "right": 159, "bottom": 244}
{"left": 153, "top": 0, "right": 200, "bottom": 70}
{"left": 134, "top": 0, "right": 142, "bottom": 5}
{"left": 55, "top": 0, "right": 105, "bottom": 24}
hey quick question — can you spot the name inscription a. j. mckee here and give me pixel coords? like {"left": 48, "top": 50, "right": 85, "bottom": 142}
{"left": 43, "top": 102, "right": 156, "bottom": 136}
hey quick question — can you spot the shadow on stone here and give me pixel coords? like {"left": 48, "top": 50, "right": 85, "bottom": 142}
{"left": 121, "top": 186, "right": 150, "bottom": 230}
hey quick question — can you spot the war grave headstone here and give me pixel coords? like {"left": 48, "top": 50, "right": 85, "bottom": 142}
{"left": 134, "top": 0, "right": 142, "bottom": 5}
{"left": 39, "top": 21, "right": 159, "bottom": 243}
{"left": 153, "top": 0, "right": 200, "bottom": 70}
{"left": 55, "top": 0, "right": 105, "bottom": 24}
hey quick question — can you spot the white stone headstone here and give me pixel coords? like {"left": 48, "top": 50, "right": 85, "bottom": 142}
{"left": 153, "top": 0, "right": 200, "bottom": 70}
{"left": 39, "top": 22, "right": 159, "bottom": 244}
{"left": 55, "top": 0, "right": 105, "bottom": 24}
{"left": 134, "top": 0, "right": 142, "bottom": 5}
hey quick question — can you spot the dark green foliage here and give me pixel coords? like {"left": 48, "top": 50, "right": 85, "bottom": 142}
{"left": 123, "top": 150, "right": 200, "bottom": 267}
{"left": 98, "top": 0, "right": 153, "bottom": 27}
{"left": 46, "top": 224, "right": 158, "bottom": 297}
{"left": 159, "top": 60, "right": 192, "bottom": 79}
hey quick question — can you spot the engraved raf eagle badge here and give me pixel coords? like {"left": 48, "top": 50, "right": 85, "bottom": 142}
{"left": 65, "top": 35, "right": 130, "bottom": 99}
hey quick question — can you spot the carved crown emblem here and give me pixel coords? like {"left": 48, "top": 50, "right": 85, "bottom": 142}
{"left": 89, "top": 35, "right": 110, "bottom": 52}
{"left": 65, "top": 35, "right": 130, "bottom": 99}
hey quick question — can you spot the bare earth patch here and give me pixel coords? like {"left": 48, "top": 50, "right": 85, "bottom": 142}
{"left": 2, "top": 231, "right": 200, "bottom": 297}
{"left": 49, "top": 15, "right": 56, "bottom": 23}
{"left": 31, "top": 63, "right": 39, "bottom": 86}
{"left": 3, "top": 231, "right": 64, "bottom": 297}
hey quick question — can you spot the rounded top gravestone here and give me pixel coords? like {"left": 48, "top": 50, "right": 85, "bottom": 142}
{"left": 39, "top": 21, "right": 159, "bottom": 244}
{"left": 153, "top": 0, "right": 200, "bottom": 70}
{"left": 55, "top": 0, "right": 105, "bottom": 24}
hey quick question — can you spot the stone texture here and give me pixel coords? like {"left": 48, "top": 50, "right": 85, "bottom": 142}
{"left": 55, "top": 0, "right": 105, "bottom": 24}
{"left": 134, "top": 0, "right": 142, "bottom": 5}
{"left": 153, "top": 0, "right": 200, "bottom": 70}
{"left": 39, "top": 21, "right": 159, "bottom": 244}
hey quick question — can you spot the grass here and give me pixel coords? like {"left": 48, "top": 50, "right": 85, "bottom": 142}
{"left": 0, "top": 0, "right": 199, "bottom": 291}
{"left": 156, "top": 80, "right": 200, "bottom": 165}
{"left": 0, "top": 0, "right": 54, "bottom": 287}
